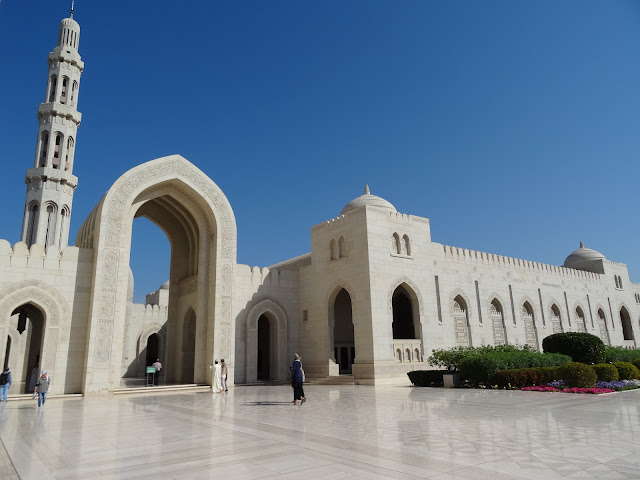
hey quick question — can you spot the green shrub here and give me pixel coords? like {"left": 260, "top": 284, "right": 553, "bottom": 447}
{"left": 494, "top": 367, "right": 559, "bottom": 389}
{"left": 555, "top": 362, "right": 597, "bottom": 388}
{"left": 457, "top": 351, "right": 569, "bottom": 385}
{"left": 633, "top": 359, "right": 640, "bottom": 372}
{"left": 407, "top": 370, "right": 444, "bottom": 387}
{"left": 592, "top": 363, "right": 619, "bottom": 382}
{"left": 604, "top": 347, "right": 640, "bottom": 363}
{"left": 542, "top": 333, "right": 605, "bottom": 364}
{"left": 428, "top": 344, "right": 536, "bottom": 370}
{"left": 612, "top": 362, "right": 640, "bottom": 380}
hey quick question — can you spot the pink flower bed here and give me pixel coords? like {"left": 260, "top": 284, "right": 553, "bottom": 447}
{"left": 521, "top": 386, "right": 614, "bottom": 394}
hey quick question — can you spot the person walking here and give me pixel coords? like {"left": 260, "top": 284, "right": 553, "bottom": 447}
{"left": 34, "top": 371, "right": 50, "bottom": 407}
{"left": 152, "top": 358, "right": 162, "bottom": 386}
{"left": 291, "top": 353, "right": 305, "bottom": 405}
{"left": 0, "top": 367, "right": 12, "bottom": 403}
{"left": 220, "top": 359, "right": 228, "bottom": 392}
{"left": 212, "top": 360, "right": 223, "bottom": 394}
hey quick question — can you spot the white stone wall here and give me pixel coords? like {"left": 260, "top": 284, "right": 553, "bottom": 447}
{"left": 0, "top": 240, "right": 93, "bottom": 394}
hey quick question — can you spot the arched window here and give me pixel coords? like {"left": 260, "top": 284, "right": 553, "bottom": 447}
{"left": 521, "top": 302, "right": 538, "bottom": 350}
{"left": 52, "top": 133, "right": 63, "bottom": 168}
{"left": 489, "top": 299, "right": 507, "bottom": 345}
{"left": 39, "top": 131, "right": 49, "bottom": 167}
{"left": 575, "top": 307, "right": 586, "bottom": 333}
{"left": 58, "top": 206, "right": 70, "bottom": 249}
{"left": 550, "top": 304, "right": 562, "bottom": 334}
{"left": 26, "top": 203, "right": 39, "bottom": 247}
{"left": 453, "top": 295, "right": 471, "bottom": 347}
{"left": 338, "top": 236, "right": 345, "bottom": 258}
{"left": 403, "top": 234, "right": 411, "bottom": 256}
{"left": 48, "top": 75, "right": 57, "bottom": 102}
{"left": 60, "top": 76, "right": 69, "bottom": 104}
{"left": 71, "top": 80, "right": 78, "bottom": 106}
{"left": 329, "top": 239, "right": 337, "bottom": 260}
{"left": 620, "top": 307, "right": 633, "bottom": 341}
{"left": 392, "top": 285, "right": 416, "bottom": 339}
{"left": 392, "top": 233, "right": 401, "bottom": 255}
{"left": 597, "top": 308, "right": 610, "bottom": 345}
{"left": 65, "top": 136, "right": 74, "bottom": 170}
{"left": 44, "top": 203, "right": 58, "bottom": 247}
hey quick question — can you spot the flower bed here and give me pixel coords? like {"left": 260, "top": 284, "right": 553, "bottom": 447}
{"left": 595, "top": 379, "right": 640, "bottom": 391}
{"left": 521, "top": 385, "right": 613, "bottom": 394}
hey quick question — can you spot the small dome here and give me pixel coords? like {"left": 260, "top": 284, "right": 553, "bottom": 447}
{"left": 340, "top": 185, "right": 397, "bottom": 215}
{"left": 160, "top": 280, "right": 170, "bottom": 290}
{"left": 563, "top": 242, "right": 606, "bottom": 273}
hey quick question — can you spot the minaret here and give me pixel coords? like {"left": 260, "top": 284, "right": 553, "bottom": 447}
{"left": 21, "top": 5, "right": 83, "bottom": 250}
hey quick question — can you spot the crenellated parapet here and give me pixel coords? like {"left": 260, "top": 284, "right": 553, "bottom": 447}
{"left": 0, "top": 239, "right": 92, "bottom": 270}
{"left": 440, "top": 244, "right": 603, "bottom": 282}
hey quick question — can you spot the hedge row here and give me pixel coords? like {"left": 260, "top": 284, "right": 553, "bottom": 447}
{"left": 604, "top": 347, "right": 640, "bottom": 363}
{"left": 457, "top": 351, "right": 570, "bottom": 384}
{"left": 407, "top": 370, "right": 444, "bottom": 387}
{"left": 492, "top": 361, "right": 640, "bottom": 389}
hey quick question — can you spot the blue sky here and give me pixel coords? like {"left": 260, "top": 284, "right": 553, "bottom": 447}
{"left": 1, "top": 1, "right": 639, "bottom": 302}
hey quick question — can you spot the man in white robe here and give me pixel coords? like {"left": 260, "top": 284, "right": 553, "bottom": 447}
{"left": 212, "top": 360, "right": 223, "bottom": 393}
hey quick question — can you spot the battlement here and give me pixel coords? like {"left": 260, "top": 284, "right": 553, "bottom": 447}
{"left": 440, "top": 244, "right": 602, "bottom": 281}
{"left": 129, "top": 302, "right": 168, "bottom": 318}
{"left": 0, "top": 239, "right": 92, "bottom": 270}
{"left": 235, "top": 264, "right": 298, "bottom": 288}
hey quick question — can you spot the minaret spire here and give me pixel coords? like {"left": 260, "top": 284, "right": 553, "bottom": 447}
{"left": 20, "top": 9, "right": 84, "bottom": 251}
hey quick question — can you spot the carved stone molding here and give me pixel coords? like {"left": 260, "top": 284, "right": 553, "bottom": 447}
{"left": 387, "top": 277, "right": 424, "bottom": 315}
{"left": 449, "top": 288, "right": 472, "bottom": 317}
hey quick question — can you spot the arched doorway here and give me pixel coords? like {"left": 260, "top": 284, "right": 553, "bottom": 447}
{"left": 489, "top": 299, "right": 506, "bottom": 345}
{"left": 550, "top": 304, "right": 563, "bottom": 333}
{"left": 620, "top": 307, "right": 634, "bottom": 341}
{"left": 392, "top": 286, "right": 416, "bottom": 340}
{"left": 453, "top": 295, "right": 471, "bottom": 347}
{"left": 145, "top": 333, "right": 160, "bottom": 367}
{"left": 182, "top": 308, "right": 196, "bottom": 383}
{"left": 257, "top": 314, "right": 270, "bottom": 380}
{"left": 10, "top": 304, "right": 45, "bottom": 393}
{"left": 333, "top": 288, "right": 354, "bottom": 374}
{"left": 522, "top": 302, "right": 538, "bottom": 350}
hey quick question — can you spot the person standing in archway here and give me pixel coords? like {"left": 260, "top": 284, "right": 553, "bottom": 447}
{"left": 152, "top": 358, "right": 162, "bottom": 386}
{"left": 291, "top": 353, "right": 305, "bottom": 405}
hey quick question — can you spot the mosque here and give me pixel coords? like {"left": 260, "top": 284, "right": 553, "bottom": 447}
{"left": 1, "top": 11, "right": 638, "bottom": 395}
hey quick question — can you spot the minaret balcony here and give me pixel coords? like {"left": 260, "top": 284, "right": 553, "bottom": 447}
{"left": 25, "top": 167, "right": 78, "bottom": 189}
{"left": 38, "top": 103, "right": 82, "bottom": 125}
{"left": 48, "top": 48, "right": 84, "bottom": 70}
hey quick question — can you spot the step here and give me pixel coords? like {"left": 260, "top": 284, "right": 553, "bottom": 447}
{"left": 306, "top": 375, "right": 355, "bottom": 385}
{"left": 113, "top": 384, "right": 211, "bottom": 395}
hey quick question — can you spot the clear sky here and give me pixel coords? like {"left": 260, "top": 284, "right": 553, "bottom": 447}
{"left": 1, "top": 1, "right": 639, "bottom": 303}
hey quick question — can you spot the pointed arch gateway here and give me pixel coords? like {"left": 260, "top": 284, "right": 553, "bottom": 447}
{"left": 77, "top": 155, "right": 237, "bottom": 393}
{"left": 245, "top": 299, "right": 288, "bottom": 383}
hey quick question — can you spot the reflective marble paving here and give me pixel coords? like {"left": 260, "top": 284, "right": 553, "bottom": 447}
{"left": 0, "top": 385, "right": 639, "bottom": 479}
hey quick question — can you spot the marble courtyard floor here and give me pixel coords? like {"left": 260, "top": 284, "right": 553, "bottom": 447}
{"left": 0, "top": 385, "right": 639, "bottom": 480}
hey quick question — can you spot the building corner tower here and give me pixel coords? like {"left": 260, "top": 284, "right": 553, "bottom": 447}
{"left": 21, "top": 6, "right": 83, "bottom": 251}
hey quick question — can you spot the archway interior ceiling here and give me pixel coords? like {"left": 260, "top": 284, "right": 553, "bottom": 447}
{"left": 133, "top": 194, "right": 201, "bottom": 281}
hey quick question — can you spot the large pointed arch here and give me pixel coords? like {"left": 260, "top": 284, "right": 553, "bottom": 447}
{"left": 78, "top": 155, "right": 237, "bottom": 392}
{"left": 245, "top": 298, "right": 288, "bottom": 382}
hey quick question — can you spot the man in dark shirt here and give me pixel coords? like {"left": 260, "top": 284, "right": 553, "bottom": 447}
{"left": 35, "top": 371, "right": 50, "bottom": 407}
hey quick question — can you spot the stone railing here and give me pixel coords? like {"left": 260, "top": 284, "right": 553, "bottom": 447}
{"left": 393, "top": 340, "right": 423, "bottom": 363}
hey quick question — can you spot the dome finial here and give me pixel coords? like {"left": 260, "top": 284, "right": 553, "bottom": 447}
{"left": 70, "top": 0, "right": 74, "bottom": 18}
{"left": 580, "top": 241, "right": 584, "bottom": 248}
{"left": 364, "top": 184, "right": 370, "bottom": 195}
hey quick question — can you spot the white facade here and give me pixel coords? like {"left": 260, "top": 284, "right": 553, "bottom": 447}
{"left": 0, "top": 12, "right": 638, "bottom": 395}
